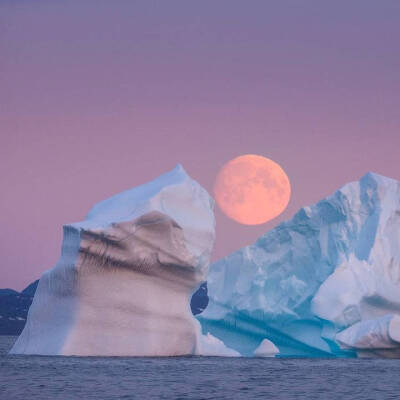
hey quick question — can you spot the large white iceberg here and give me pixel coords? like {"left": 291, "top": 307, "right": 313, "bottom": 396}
{"left": 11, "top": 165, "right": 216, "bottom": 356}
{"left": 198, "top": 172, "right": 400, "bottom": 357}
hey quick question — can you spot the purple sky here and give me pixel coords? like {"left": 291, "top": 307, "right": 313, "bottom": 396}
{"left": 1, "top": 1, "right": 400, "bottom": 290}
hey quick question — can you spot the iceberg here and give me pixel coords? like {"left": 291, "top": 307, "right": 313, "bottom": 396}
{"left": 197, "top": 172, "right": 400, "bottom": 357}
{"left": 197, "top": 333, "right": 240, "bottom": 357}
{"left": 253, "top": 339, "right": 279, "bottom": 357}
{"left": 10, "top": 165, "right": 216, "bottom": 356}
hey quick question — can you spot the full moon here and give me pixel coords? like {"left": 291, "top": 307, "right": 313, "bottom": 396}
{"left": 213, "top": 155, "right": 291, "bottom": 225}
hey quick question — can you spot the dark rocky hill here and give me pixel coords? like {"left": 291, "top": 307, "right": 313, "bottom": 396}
{"left": 0, "top": 281, "right": 38, "bottom": 335}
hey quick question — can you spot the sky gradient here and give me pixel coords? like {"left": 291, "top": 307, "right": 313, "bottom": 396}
{"left": 1, "top": 0, "right": 400, "bottom": 289}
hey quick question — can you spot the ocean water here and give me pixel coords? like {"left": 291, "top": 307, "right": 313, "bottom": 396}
{"left": 1, "top": 336, "right": 400, "bottom": 400}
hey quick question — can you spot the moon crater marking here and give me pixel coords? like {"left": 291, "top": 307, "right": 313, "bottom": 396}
{"left": 213, "top": 154, "right": 291, "bottom": 225}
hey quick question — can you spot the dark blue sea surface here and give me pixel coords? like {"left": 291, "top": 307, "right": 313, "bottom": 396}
{"left": 1, "top": 336, "right": 399, "bottom": 400}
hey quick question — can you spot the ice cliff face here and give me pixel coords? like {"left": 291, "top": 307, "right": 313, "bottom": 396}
{"left": 198, "top": 172, "right": 400, "bottom": 358}
{"left": 11, "top": 165, "right": 216, "bottom": 356}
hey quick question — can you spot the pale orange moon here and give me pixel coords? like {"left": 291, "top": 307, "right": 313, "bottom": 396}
{"left": 213, "top": 155, "right": 291, "bottom": 225}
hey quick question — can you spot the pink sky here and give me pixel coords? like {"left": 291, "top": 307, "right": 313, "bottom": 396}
{"left": 1, "top": 1, "right": 400, "bottom": 290}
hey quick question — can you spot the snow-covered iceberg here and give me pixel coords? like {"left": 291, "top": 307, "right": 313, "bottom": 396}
{"left": 11, "top": 165, "right": 216, "bottom": 356}
{"left": 197, "top": 172, "right": 400, "bottom": 358}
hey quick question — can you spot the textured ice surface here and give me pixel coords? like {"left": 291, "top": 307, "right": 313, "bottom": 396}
{"left": 198, "top": 173, "right": 400, "bottom": 357}
{"left": 11, "top": 165, "right": 216, "bottom": 356}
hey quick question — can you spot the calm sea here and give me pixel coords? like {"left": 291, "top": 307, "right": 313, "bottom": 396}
{"left": 1, "top": 336, "right": 399, "bottom": 400}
